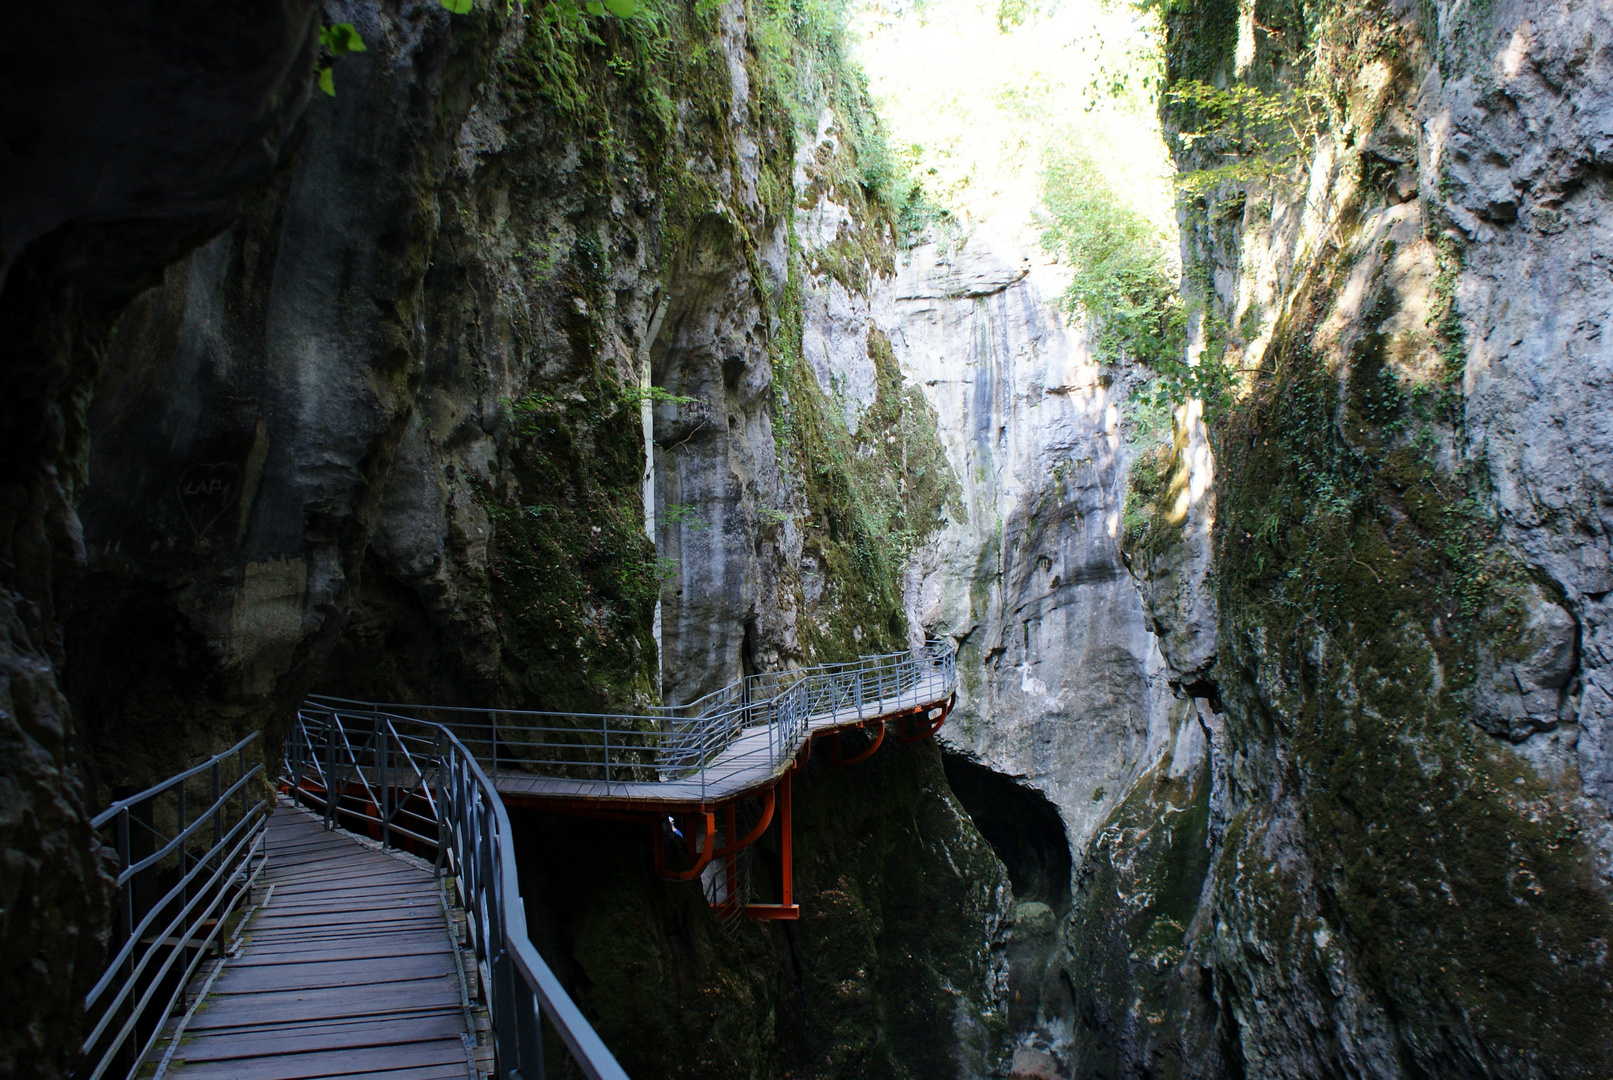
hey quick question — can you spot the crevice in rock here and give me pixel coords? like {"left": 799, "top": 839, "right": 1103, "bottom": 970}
{"left": 941, "top": 750, "right": 1071, "bottom": 910}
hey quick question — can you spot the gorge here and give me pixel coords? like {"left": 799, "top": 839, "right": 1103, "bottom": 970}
{"left": 3, "top": 0, "right": 1612, "bottom": 1078}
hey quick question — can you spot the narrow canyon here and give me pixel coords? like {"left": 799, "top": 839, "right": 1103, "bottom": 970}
{"left": 2, "top": 0, "right": 1610, "bottom": 1078}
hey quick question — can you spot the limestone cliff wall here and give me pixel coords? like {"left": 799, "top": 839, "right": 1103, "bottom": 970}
{"left": 53, "top": 1, "right": 1015, "bottom": 1075}
{"left": 0, "top": 6, "right": 319, "bottom": 1075}
{"left": 1083, "top": 1, "right": 1613, "bottom": 1077}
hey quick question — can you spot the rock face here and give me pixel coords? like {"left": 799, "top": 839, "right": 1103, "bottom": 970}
{"left": 884, "top": 231, "right": 1172, "bottom": 855}
{"left": 1445, "top": 3, "right": 1613, "bottom": 809}
{"left": 76, "top": 0, "right": 492, "bottom": 783}
{"left": 18, "top": 0, "right": 1613, "bottom": 1077}
{"left": 52, "top": 1, "right": 1014, "bottom": 1075}
{"left": 0, "top": 6, "right": 318, "bottom": 1076}
{"left": 1087, "top": 0, "right": 1613, "bottom": 1076}
{"left": 871, "top": 230, "right": 1210, "bottom": 1053}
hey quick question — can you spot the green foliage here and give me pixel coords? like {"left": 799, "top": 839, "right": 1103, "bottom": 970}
{"left": 1037, "top": 144, "right": 1227, "bottom": 411}
{"left": 773, "top": 299, "right": 961, "bottom": 660}
{"left": 442, "top": 0, "right": 475, "bottom": 13}
{"left": 319, "top": 22, "right": 366, "bottom": 55}
{"left": 750, "top": 0, "right": 940, "bottom": 237}
{"left": 661, "top": 503, "right": 707, "bottom": 531}
{"left": 1167, "top": 79, "right": 1316, "bottom": 196}
{"left": 484, "top": 373, "right": 661, "bottom": 712}
{"left": 617, "top": 384, "right": 695, "bottom": 407}
{"left": 490, "top": 0, "right": 639, "bottom": 19}
{"left": 501, "top": 0, "right": 671, "bottom": 123}
{"left": 1039, "top": 147, "right": 1184, "bottom": 372}
{"left": 316, "top": 22, "right": 366, "bottom": 97}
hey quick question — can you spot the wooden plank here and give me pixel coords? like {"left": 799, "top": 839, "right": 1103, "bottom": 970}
{"left": 228, "top": 934, "right": 454, "bottom": 965}
{"left": 170, "top": 1038, "right": 469, "bottom": 1080}
{"left": 259, "top": 883, "right": 438, "bottom": 908}
{"left": 185, "top": 981, "right": 462, "bottom": 1030}
{"left": 238, "top": 915, "right": 445, "bottom": 941}
{"left": 240, "top": 926, "right": 448, "bottom": 950}
{"left": 263, "top": 851, "right": 408, "bottom": 877}
{"left": 165, "top": 1007, "right": 466, "bottom": 1043}
{"left": 167, "top": 802, "right": 476, "bottom": 1080}
{"left": 209, "top": 954, "right": 456, "bottom": 994}
{"left": 253, "top": 895, "right": 442, "bottom": 918}
{"left": 175, "top": 1012, "right": 466, "bottom": 1060}
{"left": 252, "top": 903, "right": 442, "bottom": 929}
{"left": 262, "top": 881, "right": 440, "bottom": 904}
{"left": 267, "top": 864, "right": 429, "bottom": 888}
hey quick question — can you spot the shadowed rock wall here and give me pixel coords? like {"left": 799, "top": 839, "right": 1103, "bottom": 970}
{"left": 46, "top": 1, "right": 1017, "bottom": 1076}
{"left": 1086, "top": 1, "right": 1613, "bottom": 1076}
{"left": 0, "top": 5, "right": 318, "bottom": 1075}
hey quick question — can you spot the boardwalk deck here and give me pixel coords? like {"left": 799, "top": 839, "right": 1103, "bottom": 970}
{"left": 163, "top": 803, "right": 478, "bottom": 1080}
{"left": 492, "top": 688, "right": 948, "bottom": 810}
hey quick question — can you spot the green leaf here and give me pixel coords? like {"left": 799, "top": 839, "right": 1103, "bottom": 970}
{"left": 317, "top": 66, "right": 336, "bottom": 96}
{"left": 602, "top": 0, "right": 637, "bottom": 15}
{"left": 319, "top": 22, "right": 366, "bottom": 55}
{"left": 586, "top": 0, "right": 605, "bottom": 14}
{"left": 441, "top": 0, "right": 474, "bottom": 13}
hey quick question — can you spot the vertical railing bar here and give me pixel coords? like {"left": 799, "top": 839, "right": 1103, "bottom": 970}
{"left": 325, "top": 714, "right": 338, "bottom": 830}
{"left": 178, "top": 773, "right": 188, "bottom": 933}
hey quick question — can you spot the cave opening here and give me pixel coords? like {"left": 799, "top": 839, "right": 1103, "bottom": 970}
{"left": 941, "top": 750, "right": 1072, "bottom": 910}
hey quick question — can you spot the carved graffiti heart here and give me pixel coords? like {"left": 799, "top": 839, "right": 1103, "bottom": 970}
{"left": 178, "top": 462, "right": 242, "bottom": 541}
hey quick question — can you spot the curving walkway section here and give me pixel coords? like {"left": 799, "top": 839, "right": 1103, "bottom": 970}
{"left": 286, "top": 641, "right": 957, "bottom": 924}
{"left": 83, "top": 645, "right": 958, "bottom": 1080}
{"left": 295, "top": 640, "right": 957, "bottom": 812}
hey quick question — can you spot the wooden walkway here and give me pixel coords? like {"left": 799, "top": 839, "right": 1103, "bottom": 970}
{"left": 162, "top": 803, "right": 481, "bottom": 1080}
{"left": 493, "top": 689, "right": 949, "bottom": 810}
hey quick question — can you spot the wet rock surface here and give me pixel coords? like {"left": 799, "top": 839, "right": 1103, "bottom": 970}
{"left": 31, "top": 1, "right": 1015, "bottom": 1074}
{"left": 9, "top": 1, "right": 1613, "bottom": 1077}
{"left": 1093, "top": 1, "right": 1613, "bottom": 1077}
{"left": 0, "top": 5, "right": 318, "bottom": 1075}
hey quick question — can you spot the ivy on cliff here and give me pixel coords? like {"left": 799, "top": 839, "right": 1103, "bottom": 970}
{"left": 1136, "top": 0, "right": 1613, "bottom": 1068}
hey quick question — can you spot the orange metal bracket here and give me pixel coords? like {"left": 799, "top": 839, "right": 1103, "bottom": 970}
{"left": 713, "top": 787, "right": 776, "bottom": 858}
{"left": 898, "top": 693, "right": 954, "bottom": 742}
{"left": 653, "top": 811, "right": 716, "bottom": 881}
{"left": 829, "top": 719, "right": 886, "bottom": 766}
{"left": 743, "top": 767, "right": 799, "bottom": 920}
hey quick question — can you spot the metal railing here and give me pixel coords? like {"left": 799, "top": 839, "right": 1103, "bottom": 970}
{"left": 304, "top": 639, "right": 957, "bottom": 799}
{"left": 80, "top": 735, "right": 267, "bottom": 1080}
{"left": 275, "top": 641, "right": 955, "bottom": 1079}
{"left": 281, "top": 708, "right": 629, "bottom": 1080}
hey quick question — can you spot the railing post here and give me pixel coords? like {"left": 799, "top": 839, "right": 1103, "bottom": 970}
{"left": 433, "top": 729, "right": 447, "bottom": 877}
{"left": 178, "top": 775, "right": 189, "bottom": 918}
{"left": 212, "top": 759, "right": 223, "bottom": 866}
{"left": 325, "top": 714, "right": 338, "bottom": 830}
{"left": 378, "top": 713, "right": 391, "bottom": 850}
{"left": 117, "top": 809, "right": 133, "bottom": 986}
{"left": 603, "top": 716, "right": 611, "bottom": 785}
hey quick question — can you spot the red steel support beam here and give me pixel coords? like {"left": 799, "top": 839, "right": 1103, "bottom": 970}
{"left": 898, "top": 693, "right": 955, "bottom": 743}
{"left": 829, "top": 719, "right": 886, "bottom": 766}
{"left": 723, "top": 804, "right": 738, "bottom": 907}
{"left": 744, "top": 767, "right": 798, "bottom": 920}
{"left": 713, "top": 787, "right": 776, "bottom": 858}
{"left": 653, "top": 811, "right": 716, "bottom": 881}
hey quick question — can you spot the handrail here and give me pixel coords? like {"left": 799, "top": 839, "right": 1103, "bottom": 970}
{"left": 78, "top": 735, "right": 267, "bottom": 1080}
{"left": 281, "top": 707, "right": 629, "bottom": 1080}
{"left": 437, "top": 726, "right": 630, "bottom": 1080}
{"left": 306, "top": 639, "right": 957, "bottom": 796}
{"left": 279, "top": 641, "right": 956, "bottom": 1079}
